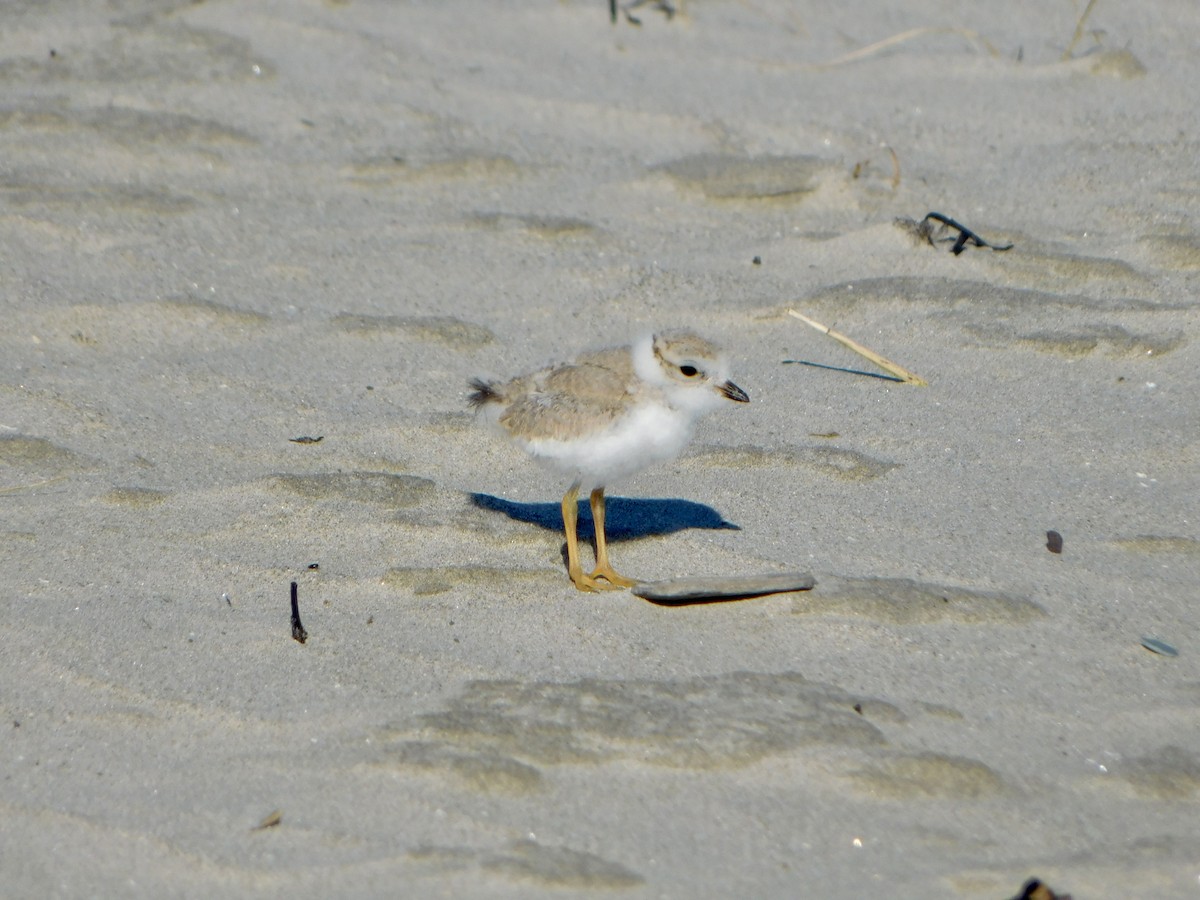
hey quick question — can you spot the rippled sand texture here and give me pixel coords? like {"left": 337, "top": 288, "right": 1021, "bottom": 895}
{"left": 2, "top": 1, "right": 1199, "bottom": 898}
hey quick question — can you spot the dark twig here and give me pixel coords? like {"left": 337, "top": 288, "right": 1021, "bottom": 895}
{"left": 611, "top": 0, "right": 675, "bottom": 26}
{"left": 290, "top": 581, "right": 307, "bottom": 644}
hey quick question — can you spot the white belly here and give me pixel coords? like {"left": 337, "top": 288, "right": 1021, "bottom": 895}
{"left": 522, "top": 402, "right": 695, "bottom": 488}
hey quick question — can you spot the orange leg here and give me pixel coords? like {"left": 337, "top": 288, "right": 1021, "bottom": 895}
{"left": 561, "top": 484, "right": 635, "bottom": 591}
{"left": 562, "top": 483, "right": 591, "bottom": 591}
{"left": 588, "top": 487, "right": 637, "bottom": 588}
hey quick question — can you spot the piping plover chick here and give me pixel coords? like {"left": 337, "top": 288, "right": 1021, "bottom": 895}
{"left": 469, "top": 330, "right": 749, "bottom": 592}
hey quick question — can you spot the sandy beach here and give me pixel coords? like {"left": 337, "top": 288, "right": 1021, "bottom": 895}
{"left": 2, "top": 1, "right": 1199, "bottom": 896}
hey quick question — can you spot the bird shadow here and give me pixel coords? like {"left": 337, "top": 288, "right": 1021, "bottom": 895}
{"left": 469, "top": 492, "right": 740, "bottom": 541}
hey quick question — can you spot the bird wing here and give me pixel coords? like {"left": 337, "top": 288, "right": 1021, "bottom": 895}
{"left": 497, "top": 363, "right": 633, "bottom": 441}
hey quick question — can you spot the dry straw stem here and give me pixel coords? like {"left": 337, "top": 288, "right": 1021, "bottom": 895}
{"left": 0, "top": 475, "right": 69, "bottom": 494}
{"left": 787, "top": 309, "right": 928, "bottom": 386}
{"left": 252, "top": 810, "right": 283, "bottom": 831}
{"left": 1062, "top": 0, "right": 1100, "bottom": 60}
{"left": 884, "top": 144, "right": 901, "bottom": 189}
{"left": 851, "top": 144, "right": 901, "bottom": 190}
{"left": 816, "top": 26, "right": 1000, "bottom": 69}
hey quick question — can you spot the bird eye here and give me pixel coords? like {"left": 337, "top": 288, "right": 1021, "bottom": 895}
{"left": 679, "top": 365, "right": 699, "bottom": 377}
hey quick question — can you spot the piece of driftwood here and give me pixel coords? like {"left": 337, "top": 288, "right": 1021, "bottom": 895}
{"left": 633, "top": 572, "right": 816, "bottom": 603}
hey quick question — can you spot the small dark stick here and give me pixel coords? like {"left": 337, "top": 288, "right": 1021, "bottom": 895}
{"left": 1046, "top": 530, "right": 1063, "bottom": 554}
{"left": 290, "top": 581, "right": 307, "bottom": 644}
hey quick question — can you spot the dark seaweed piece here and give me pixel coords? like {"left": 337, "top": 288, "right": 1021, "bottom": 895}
{"left": 908, "top": 212, "right": 1014, "bottom": 255}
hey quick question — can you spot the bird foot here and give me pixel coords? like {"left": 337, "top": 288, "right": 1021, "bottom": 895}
{"left": 592, "top": 564, "right": 638, "bottom": 588}
{"left": 569, "top": 566, "right": 637, "bottom": 592}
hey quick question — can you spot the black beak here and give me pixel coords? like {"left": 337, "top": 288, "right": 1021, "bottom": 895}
{"left": 718, "top": 380, "right": 750, "bottom": 403}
